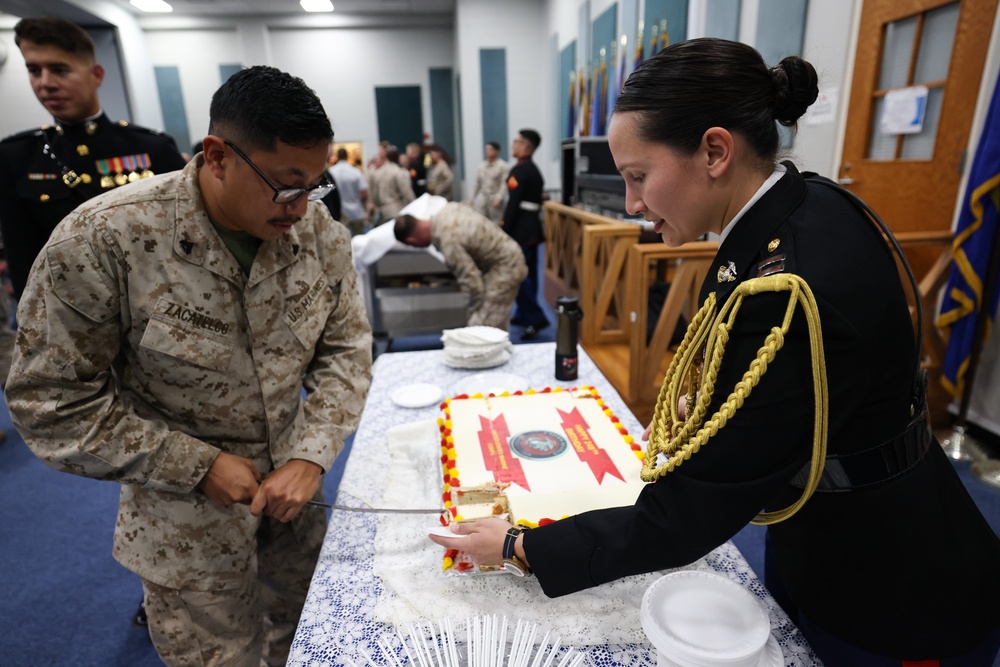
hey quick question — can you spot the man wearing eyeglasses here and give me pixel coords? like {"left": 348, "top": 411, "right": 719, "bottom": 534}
{"left": 5, "top": 66, "right": 373, "bottom": 667}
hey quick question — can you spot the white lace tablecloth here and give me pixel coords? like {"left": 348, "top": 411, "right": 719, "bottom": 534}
{"left": 288, "top": 344, "right": 822, "bottom": 666}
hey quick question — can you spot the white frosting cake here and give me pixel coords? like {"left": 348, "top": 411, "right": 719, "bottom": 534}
{"left": 439, "top": 387, "right": 647, "bottom": 535}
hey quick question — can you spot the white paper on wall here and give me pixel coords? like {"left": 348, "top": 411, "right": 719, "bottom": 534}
{"left": 806, "top": 88, "right": 838, "bottom": 126}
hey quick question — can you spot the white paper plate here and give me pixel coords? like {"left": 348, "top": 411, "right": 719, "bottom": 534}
{"left": 452, "top": 372, "right": 528, "bottom": 396}
{"left": 641, "top": 570, "right": 771, "bottom": 667}
{"left": 426, "top": 526, "right": 470, "bottom": 539}
{"left": 654, "top": 635, "right": 782, "bottom": 667}
{"left": 390, "top": 383, "right": 444, "bottom": 409}
{"left": 758, "top": 634, "right": 784, "bottom": 667}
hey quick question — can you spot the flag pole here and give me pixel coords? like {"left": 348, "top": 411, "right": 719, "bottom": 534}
{"left": 966, "top": 216, "right": 1000, "bottom": 488}
{"left": 940, "top": 200, "right": 1000, "bottom": 464}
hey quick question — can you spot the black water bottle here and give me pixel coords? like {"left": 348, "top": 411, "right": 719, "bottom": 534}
{"left": 555, "top": 296, "right": 583, "bottom": 380}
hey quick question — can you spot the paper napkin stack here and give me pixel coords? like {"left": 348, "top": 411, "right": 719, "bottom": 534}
{"left": 441, "top": 326, "right": 513, "bottom": 369}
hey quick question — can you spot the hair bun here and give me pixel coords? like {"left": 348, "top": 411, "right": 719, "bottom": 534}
{"left": 771, "top": 56, "right": 819, "bottom": 126}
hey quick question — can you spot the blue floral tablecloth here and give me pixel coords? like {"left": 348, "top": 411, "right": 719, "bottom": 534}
{"left": 288, "top": 343, "right": 822, "bottom": 666}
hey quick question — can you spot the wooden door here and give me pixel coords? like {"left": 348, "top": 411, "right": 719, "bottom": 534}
{"left": 840, "top": 0, "right": 998, "bottom": 277}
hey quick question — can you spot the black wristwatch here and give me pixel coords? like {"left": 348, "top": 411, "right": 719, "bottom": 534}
{"left": 502, "top": 526, "right": 532, "bottom": 577}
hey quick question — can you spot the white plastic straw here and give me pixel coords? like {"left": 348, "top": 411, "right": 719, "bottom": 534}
{"left": 539, "top": 638, "right": 561, "bottom": 667}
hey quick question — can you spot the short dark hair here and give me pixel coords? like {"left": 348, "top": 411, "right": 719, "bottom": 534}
{"left": 336, "top": 147, "right": 349, "bottom": 160}
{"left": 614, "top": 38, "right": 818, "bottom": 164}
{"left": 208, "top": 66, "right": 333, "bottom": 153}
{"left": 487, "top": 141, "right": 500, "bottom": 151}
{"left": 394, "top": 214, "right": 418, "bottom": 242}
{"left": 518, "top": 129, "right": 541, "bottom": 152}
{"left": 386, "top": 147, "right": 400, "bottom": 164}
{"left": 14, "top": 17, "right": 96, "bottom": 61}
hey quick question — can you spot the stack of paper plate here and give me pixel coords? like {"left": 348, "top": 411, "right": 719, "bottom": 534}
{"left": 441, "top": 326, "right": 513, "bottom": 369}
{"left": 640, "top": 571, "right": 783, "bottom": 667}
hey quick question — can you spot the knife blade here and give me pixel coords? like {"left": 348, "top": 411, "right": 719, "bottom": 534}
{"left": 307, "top": 500, "right": 444, "bottom": 515}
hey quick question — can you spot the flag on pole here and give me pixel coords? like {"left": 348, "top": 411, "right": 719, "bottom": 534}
{"left": 607, "top": 35, "right": 626, "bottom": 128}
{"left": 937, "top": 74, "right": 1000, "bottom": 399}
{"left": 648, "top": 22, "right": 659, "bottom": 60}
{"left": 567, "top": 71, "right": 577, "bottom": 138}
{"left": 660, "top": 19, "right": 669, "bottom": 50}
{"left": 580, "top": 65, "right": 591, "bottom": 137}
{"left": 590, "top": 59, "right": 603, "bottom": 137}
{"left": 634, "top": 21, "right": 644, "bottom": 71}
{"left": 598, "top": 48, "right": 609, "bottom": 135}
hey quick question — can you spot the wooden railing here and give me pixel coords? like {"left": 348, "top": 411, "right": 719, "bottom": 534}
{"left": 543, "top": 204, "right": 957, "bottom": 429}
{"left": 579, "top": 225, "right": 643, "bottom": 345}
{"left": 543, "top": 202, "right": 639, "bottom": 299}
{"left": 543, "top": 202, "right": 641, "bottom": 345}
{"left": 895, "top": 231, "right": 954, "bottom": 428}
{"left": 625, "top": 242, "right": 718, "bottom": 409}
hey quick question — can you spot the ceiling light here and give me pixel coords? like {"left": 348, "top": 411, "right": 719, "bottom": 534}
{"left": 300, "top": 0, "right": 334, "bottom": 11}
{"left": 130, "top": 0, "right": 173, "bottom": 11}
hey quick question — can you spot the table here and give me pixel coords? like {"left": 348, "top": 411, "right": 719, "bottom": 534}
{"left": 289, "top": 343, "right": 822, "bottom": 666}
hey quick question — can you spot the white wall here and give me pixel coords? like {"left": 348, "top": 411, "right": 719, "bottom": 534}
{"left": 270, "top": 26, "right": 454, "bottom": 157}
{"left": 0, "top": 24, "right": 52, "bottom": 134}
{"left": 63, "top": 0, "right": 166, "bottom": 129}
{"left": 143, "top": 29, "right": 241, "bottom": 146}
{"left": 455, "top": 0, "right": 551, "bottom": 195}
{"left": 142, "top": 19, "right": 454, "bottom": 164}
{"left": 793, "top": 0, "right": 859, "bottom": 178}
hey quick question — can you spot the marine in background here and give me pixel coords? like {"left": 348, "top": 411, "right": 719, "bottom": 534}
{"left": 468, "top": 141, "right": 508, "bottom": 224}
{"left": 0, "top": 16, "right": 187, "bottom": 300}
{"left": 395, "top": 201, "right": 527, "bottom": 330}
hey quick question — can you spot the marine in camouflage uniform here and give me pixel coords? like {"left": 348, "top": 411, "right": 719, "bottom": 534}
{"left": 5, "top": 66, "right": 373, "bottom": 667}
{"left": 396, "top": 201, "right": 527, "bottom": 330}
{"left": 368, "top": 158, "right": 415, "bottom": 223}
{"left": 468, "top": 142, "right": 508, "bottom": 224}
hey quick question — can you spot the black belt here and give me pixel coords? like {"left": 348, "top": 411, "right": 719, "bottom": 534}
{"left": 789, "top": 409, "right": 933, "bottom": 492}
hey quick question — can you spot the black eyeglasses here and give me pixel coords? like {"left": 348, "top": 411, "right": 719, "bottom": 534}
{"left": 224, "top": 140, "right": 335, "bottom": 204}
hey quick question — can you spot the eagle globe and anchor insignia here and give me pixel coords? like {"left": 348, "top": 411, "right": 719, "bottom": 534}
{"left": 509, "top": 431, "right": 568, "bottom": 460}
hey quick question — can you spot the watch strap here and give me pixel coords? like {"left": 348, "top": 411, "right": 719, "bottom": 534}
{"left": 502, "top": 527, "right": 522, "bottom": 560}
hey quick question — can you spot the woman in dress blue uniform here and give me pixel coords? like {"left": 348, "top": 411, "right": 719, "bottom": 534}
{"left": 432, "top": 38, "right": 1000, "bottom": 665}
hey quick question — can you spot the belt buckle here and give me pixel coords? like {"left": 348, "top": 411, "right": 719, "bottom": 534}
{"left": 63, "top": 170, "right": 83, "bottom": 188}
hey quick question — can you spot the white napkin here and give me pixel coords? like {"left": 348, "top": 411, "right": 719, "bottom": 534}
{"left": 441, "top": 326, "right": 513, "bottom": 369}
{"left": 399, "top": 192, "right": 449, "bottom": 220}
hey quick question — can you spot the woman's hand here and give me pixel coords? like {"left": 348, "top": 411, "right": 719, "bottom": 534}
{"left": 642, "top": 395, "right": 691, "bottom": 442}
{"left": 428, "top": 517, "right": 514, "bottom": 567}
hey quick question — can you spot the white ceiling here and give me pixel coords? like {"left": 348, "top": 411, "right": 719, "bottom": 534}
{"left": 112, "top": 0, "right": 457, "bottom": 18}
{"left": 0, "top": 0, "right": 457, "bottom": 24}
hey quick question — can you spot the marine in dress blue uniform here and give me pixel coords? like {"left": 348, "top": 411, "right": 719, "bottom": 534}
{"left": 502, "top": 129, "right": 549, "bottom": 338}
{"left": 0, "top": 114, "right": 187, "bottom": 297}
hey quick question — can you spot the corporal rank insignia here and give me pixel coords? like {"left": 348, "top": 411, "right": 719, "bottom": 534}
{"left": 755, "top": 254, "right": 786, "bottom": 278}
{"left": 717, "top": 260, "right": 737, "bottom": 283}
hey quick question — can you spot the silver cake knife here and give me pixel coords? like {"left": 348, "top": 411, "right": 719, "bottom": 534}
{"left": 306, "top": 500, "right": 444, "bottom": 514}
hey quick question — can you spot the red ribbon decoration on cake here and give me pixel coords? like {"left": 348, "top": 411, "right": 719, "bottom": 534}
{"left": 478, "top": 414, "right": 530, "bottom": 491}
{"left": 558, "top": 407, "right": 625, "bottom": 484}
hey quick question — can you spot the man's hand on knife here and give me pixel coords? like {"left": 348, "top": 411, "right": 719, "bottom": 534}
{"left": 197, "top": 451, "right": 261, "bottom": 508}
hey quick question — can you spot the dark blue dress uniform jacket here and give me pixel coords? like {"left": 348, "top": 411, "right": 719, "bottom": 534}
{"left": 502, "top": 158, "right": 544, "bottom": 245}
{"left": 0, "top": 112, "right": 186, "bottom": 298}
{"left": 522, "top": 163, "right": 1000, "bottom": 658}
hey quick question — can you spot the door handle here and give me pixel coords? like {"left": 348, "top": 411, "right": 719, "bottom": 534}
{"left": 838, "top": 177, "right": 856, "bottom": 185}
